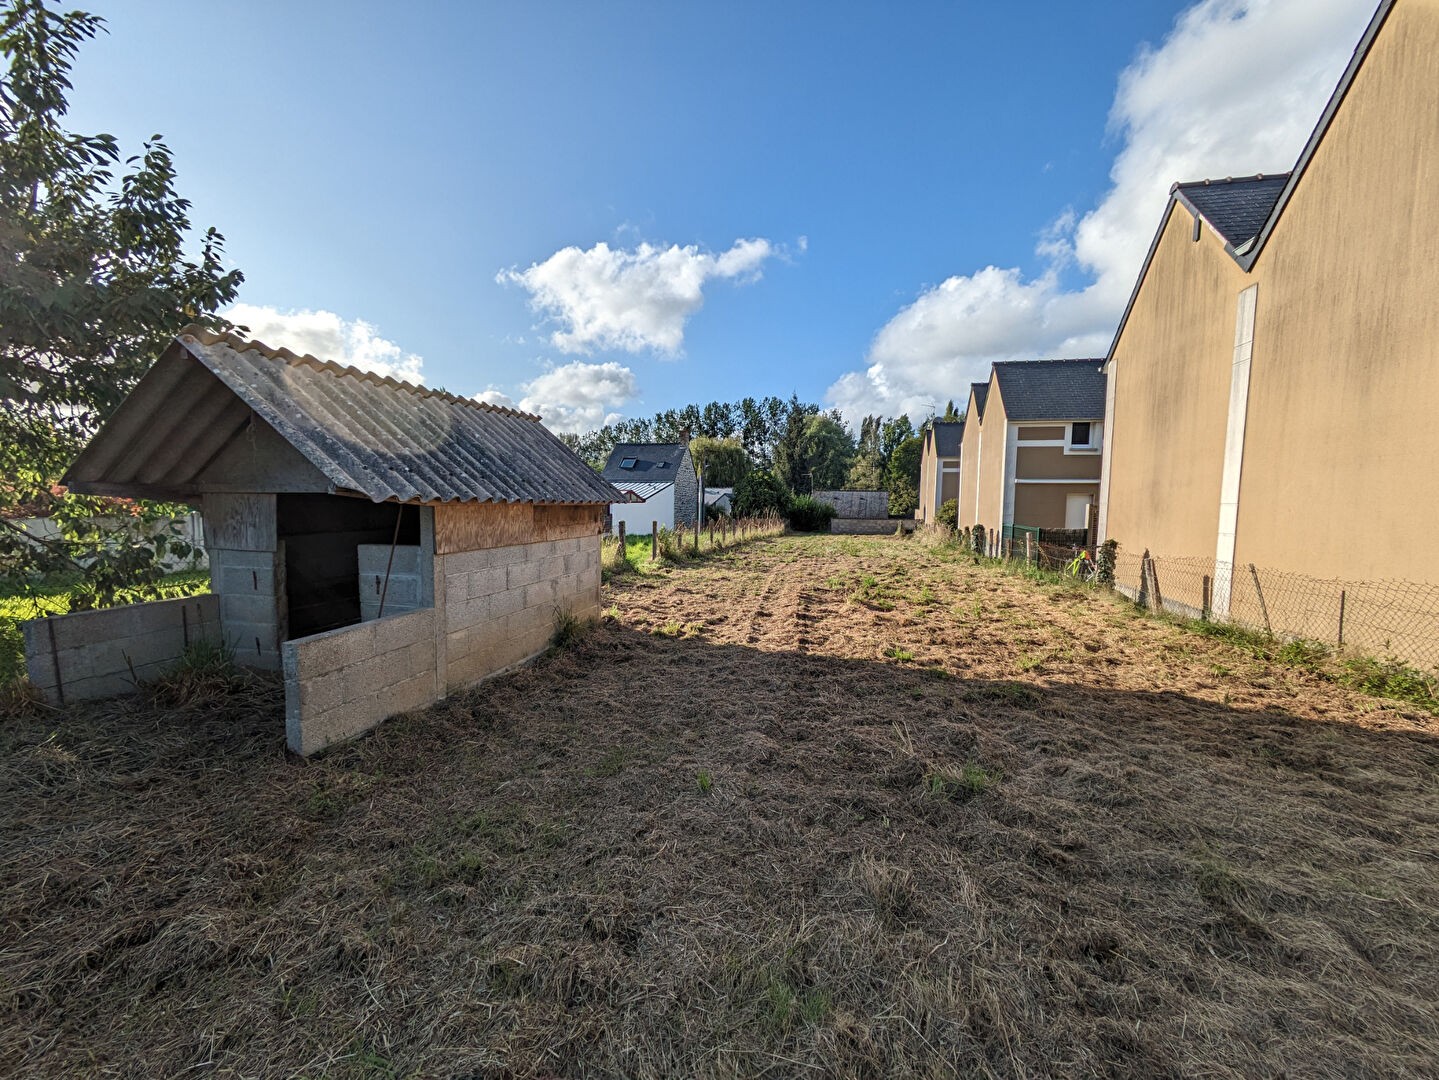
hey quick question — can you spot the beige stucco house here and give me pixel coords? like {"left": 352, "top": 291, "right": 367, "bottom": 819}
{"left": 957, "top": 382, "right": 988, "bottom": 529}
{"left": 958, "top": 360, "right": 1106, "bottom": 543}
{"left": 917, "top": 421, "right": 963, "bottom": 524}
{"left": 1098, "top": 0, "right": 1439, "bottom": 616}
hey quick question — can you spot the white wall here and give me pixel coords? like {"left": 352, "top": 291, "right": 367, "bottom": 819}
{"left": 609, "top": 486, "right": 676, "bottom": 535}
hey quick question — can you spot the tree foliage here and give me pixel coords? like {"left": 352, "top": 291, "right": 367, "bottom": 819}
{"left": 689, "top": 436, "right": 750, "bottom": 488}
{"left": 885, "top": 435, "right": 924, "bottom": 517}
{"left": 0, "top": 0, "right": 242, "bottom": 606}
{"left": 732, "top": 470, "right": 791, "bottom": 518}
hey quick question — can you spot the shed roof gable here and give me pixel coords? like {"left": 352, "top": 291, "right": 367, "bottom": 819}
{"left": 64, "top": 327, "right": 622, "bottom": 506}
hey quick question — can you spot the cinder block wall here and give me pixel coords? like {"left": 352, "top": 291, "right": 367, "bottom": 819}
{"left": 203, "top": 493, "right": 286, "bottom": 670}
{"left": 441, "top": 534, "right": 601, "bottom": 690}
{"left": 23, "top": 595, "right": 221, "bottom": 703}
{"left": 357, "top": 544, "right": 422, "bottom": 621}
{"left": 281, "top": 606, "right": 439, "bottom": 756}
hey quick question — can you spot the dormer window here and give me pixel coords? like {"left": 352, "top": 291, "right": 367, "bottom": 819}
{"left": 1069, "top": 422, "right": 1092, "bottom": 449}
{"left": 657, "top": 462, "right": 669, "bottom": 469}
{"left": 620, "top": 457, "right": 637, "bottom": 469}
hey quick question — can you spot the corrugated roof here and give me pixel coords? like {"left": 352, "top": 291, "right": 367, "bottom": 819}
{"left": 602, "top": 443, "right": 691, "bottom": 481}
{"left": 969, "top": 382, "right": 990, "bottom": 421}
{"left": 929, "top": 421, "right": 964, "bottom": 458}
{"left": 612, "top": 481, "right": 674, "bottom": 501}
{"left": 1174, "top": 174, "right": 1290, "bottom": 249}
{"left": 65, "top": 327, "right": 622, "bottom": 505}
{"left": 992, "top": 359, "right": 1106, "bottom": 422}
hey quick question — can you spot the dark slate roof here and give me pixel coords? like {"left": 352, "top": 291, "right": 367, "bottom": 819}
{"left": 992, "top": 359, "right": 1106, "bottom": 422}
{"left": 929, "top": 421, "right": 964, "bottom": 458}
{"left": 1174, "top": 174, "right": 1290, "bottom": 249}
{"left": 65, "top": 328, "right": 622, "bottom": 505}
{"left": 969, "top": 381, "right": 990, "bottom": 420}
{"left": 602, "top": 443, "right": 691, "bottom": 481}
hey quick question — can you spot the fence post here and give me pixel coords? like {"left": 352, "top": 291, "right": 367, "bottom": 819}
{"left": 1248, "top": 563, "right": 1272, "bottom": 634}
{"left": 693, "top": 523, "right": 700, "bottom": 554}
{"left": 1201, "top": 573, "right": 1211, "bottom": 620}
{"left": 1138, "top": 549, "right": 1152, "bottom": 609}
{"left": 617, "top": 520, "right": 626, "bottom": 569}
{"left": 1149, "top": 556, "right": 1164, "bottom": 613}
{"left": 1024, "top": 533, "right": 1034, "bottom": 564}
{"left": 1337, "top": 588, "right": 1346, "bottom": 648}
{"left": 652, "top": 522, "right": 659, "bottom": 561}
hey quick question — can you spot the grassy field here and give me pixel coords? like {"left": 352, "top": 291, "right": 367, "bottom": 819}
{"left": 2, "top": 534, "right": 1436, "bottom": 1078}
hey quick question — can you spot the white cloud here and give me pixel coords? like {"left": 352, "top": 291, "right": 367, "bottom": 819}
{"left": 473, "top": 387, "right": 517, "bottom": 410}
{"left": 828, "top": 0, "right": 1375, "bottom": 421}
{"left": 480, "top": 361, "right": 639, "bottom": 433}
{"left": 497, "top": 238, "right": 775, "bottom": 356}
{"left": 224, "top": 303, "right": 424, "bottom": 383}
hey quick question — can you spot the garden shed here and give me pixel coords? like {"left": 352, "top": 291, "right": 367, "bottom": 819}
{"left": 37, "top": 326, "right": 620, "bottom": 754}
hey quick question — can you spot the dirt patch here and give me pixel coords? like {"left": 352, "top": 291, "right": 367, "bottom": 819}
{"left": 3, "top": 534, "right": 1437, "bottom": 1078}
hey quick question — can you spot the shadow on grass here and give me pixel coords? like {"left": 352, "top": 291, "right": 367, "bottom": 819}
{"left": 2, "top": 622, "right": 1436, "bottom": 1080}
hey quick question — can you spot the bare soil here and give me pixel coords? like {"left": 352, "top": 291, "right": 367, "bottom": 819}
{"left": 3, "top": 533, "right": 1437, "bottom": 1079}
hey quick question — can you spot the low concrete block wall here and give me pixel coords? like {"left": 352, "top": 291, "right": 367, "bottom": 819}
{"left": 281, "top": 606, "right": 439, "bottom": 757}
{"left": 442, "top": 534, "right": 601, "bottom": 690}
{"left": 22, "top": 594, "right": 221, "bottom": 703}
{"left": 831, "top": 518, "right": 913, "bottom": 535}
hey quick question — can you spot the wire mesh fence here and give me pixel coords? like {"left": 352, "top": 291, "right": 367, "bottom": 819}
{"left": 1107, "top": 551, "right": 1439, "bottom": 670}
{"left": 962, "top": 526, "right": 1439, "bottom": 671}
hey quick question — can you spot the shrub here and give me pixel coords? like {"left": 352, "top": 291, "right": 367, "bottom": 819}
{"left": 1097, "top": 538, "right": 1118, "bottom": 586}
{"left": 786, "top": 495, "right": 836, "bottom": 533}
{"left": 936, "top": 499, "right": 958, "bottom": 531}
{"left": 970, "top": 523, "right": 987, "bottom": 556}
{"left": 733, "top": 471, "right": 792, "bottom": 518}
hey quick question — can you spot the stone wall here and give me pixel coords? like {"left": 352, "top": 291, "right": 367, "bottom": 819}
{"left": 22, "top": 595, "right": 221, "bottom": 704}
{"left": 281, "top": 607, "right": 439, "bottom": 756}
{"left": 440, "top": 534, "right": 602, "bottom": 691}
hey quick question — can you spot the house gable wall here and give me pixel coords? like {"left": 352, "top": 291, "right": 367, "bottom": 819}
{"left": 1236, "top": 0, "right": 1439, "bottom": 581}
{"left": 975, "top": 375, "right": 1008, "bottom": 535}
{"left": 1102, "top": 203, "right": 1251, "bottom": 560}
{"left": 957, "top": 399, "right": 984, "bottom": 528}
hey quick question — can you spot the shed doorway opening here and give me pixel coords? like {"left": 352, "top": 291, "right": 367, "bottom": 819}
{"left": 278, "top": 495, "right": 421, "bottom": 639}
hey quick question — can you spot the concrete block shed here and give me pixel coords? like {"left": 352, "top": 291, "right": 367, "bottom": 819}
{"left": 41, "top": 326, "right": 622, "bottom": 754}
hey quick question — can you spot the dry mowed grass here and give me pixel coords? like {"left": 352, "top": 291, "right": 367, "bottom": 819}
{"left": 3, "top": 534, "right": 1437, "bottom": 1079}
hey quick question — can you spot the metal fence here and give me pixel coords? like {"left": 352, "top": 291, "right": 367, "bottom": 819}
{"left": 971, "top": 530, "right": 1439, "bottom": 670}
{"left": 1108, "top": 551, "right": 1439, "bottom": 670}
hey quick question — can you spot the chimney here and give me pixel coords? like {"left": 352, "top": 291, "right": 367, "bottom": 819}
{"left": 679, "top": 427, "right": 692, "bottom": 443}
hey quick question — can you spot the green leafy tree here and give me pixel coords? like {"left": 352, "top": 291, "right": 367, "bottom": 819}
{"left": 690, "top": 436, "right": 750, "bottom": 487}
{"left": 844, "top": 454, "right": 885, "bottom": 491}
{"left": 797, "top": 414, "right": 855, "bottom": 491}
{"left": 0, "top": 0, "right": 242, "bottom": 606}
{"left": 885, "top": 434, "right": 923, "bottom": 517}
{"left": 732, "top": 470, "right": 791, "bottom": 518}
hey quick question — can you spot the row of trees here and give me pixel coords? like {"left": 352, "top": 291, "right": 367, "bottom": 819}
{"left": 564, "top": 397, "right": 962, "bottom": 516}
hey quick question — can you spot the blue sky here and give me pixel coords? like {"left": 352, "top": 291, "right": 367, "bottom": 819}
{"left": 66, "top": 0, "right": 1375, "bottom": 430}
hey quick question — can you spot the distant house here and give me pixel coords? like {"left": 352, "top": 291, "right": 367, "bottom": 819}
{"left": 958, "top": 359, "right": 1106, "bottom": 540}
{"left": 957, "top": 381, "right": 989, "bottom": 530}
{"left": 602, "top": 443, "right": 699, "bottom": 534}
{"left": 704, "top": 487, "right": 734, "bottom": 515}
{"left": 1099, "top": 0, "right": 1438, "bottom": 605}
{"left": 917, "top": 420, "right": 963, "bottom": 524}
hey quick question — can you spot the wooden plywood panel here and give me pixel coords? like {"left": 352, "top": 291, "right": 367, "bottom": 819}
{"left": 203, "top": 492, "right": 277, "bottom": 550}
{"left": 435, "top": 503, "right": 604, "bottom": 554}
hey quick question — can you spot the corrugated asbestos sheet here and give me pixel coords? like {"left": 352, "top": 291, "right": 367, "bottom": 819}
{"left": 65, "top": 328, "right": 623, "bottom": 506}
{"left": 812, "top": 490, "right": 889, "bottom": 519}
